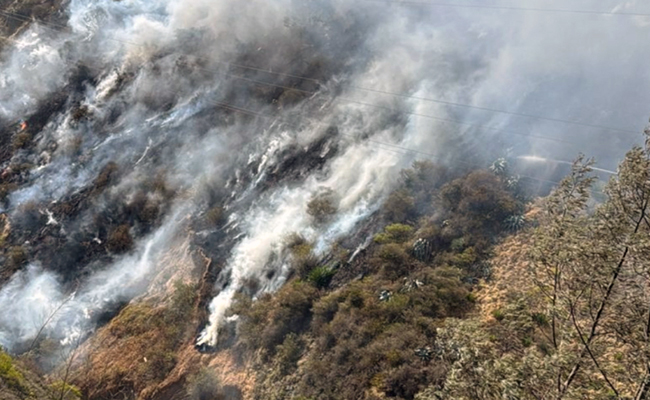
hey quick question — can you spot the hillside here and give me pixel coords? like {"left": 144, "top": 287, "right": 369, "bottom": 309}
{"left": 1, "top": 1, "right": 650, "bottom": 400}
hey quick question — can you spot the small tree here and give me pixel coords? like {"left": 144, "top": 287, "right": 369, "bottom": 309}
{"left": 306, "top": 188, "right": 338, "bottom": 224}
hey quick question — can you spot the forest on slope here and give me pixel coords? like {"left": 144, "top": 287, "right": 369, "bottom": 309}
{"left": 217, "top": 131, "right": 650, "bottom": 400}
{"left": 4, "top": 130, "right": 650, "bottom": 399}
{"left": 1, "top": 1, "right": 650, "bottom": 399}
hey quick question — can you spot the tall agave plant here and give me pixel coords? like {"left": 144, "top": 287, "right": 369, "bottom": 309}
{"left": 490, "top": 158, "right": 508, "bottom": 176}
{"left": 412, "top": 238, "right": 433, "bottom": 262}
{"left": 505, "top": 214, "right": 526, "bottom": 232}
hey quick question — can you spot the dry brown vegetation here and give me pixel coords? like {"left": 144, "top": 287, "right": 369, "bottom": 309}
{"left": 106, "top": 224, "right": 134, "bottom": 253}
{"left": 72, "top": 282, "right": 198, "bottom": 400}
{"left": 223, "top": 161, "right": 524, "bottom": 400}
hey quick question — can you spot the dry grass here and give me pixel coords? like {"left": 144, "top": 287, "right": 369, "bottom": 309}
{"left": 474, "top": 207, "right": 541, "bottom": 323}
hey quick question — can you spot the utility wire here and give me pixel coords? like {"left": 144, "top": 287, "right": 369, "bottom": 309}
{"left": 206, "top": 57, "right": 639, "bottom": 135}
{"left": 205, "top": 98, "right": 609, "bottom": 195}
{"left": 0, "top": 27, "right": 608, "bottom": 193}
{"left": 359, "top": 0, "right": 650, "bottom": 17}
{"left": 0, "top": 9, "right": 581, "bottom": 146}
{"left": 0, "top": 7, "right": 632, "bottom": 190}
{"left": 0, "top": 8, "right": 643, "bottom": 137}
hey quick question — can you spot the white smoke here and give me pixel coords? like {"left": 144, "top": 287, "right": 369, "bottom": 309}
{"left": 0, "top": 265, "right": 65, "bottom": 350}
{"left": 0, "top": 205, "right": 186, "bottom": 352}
{"left": 0, "top": 0, "right": 649, "bottom": 353}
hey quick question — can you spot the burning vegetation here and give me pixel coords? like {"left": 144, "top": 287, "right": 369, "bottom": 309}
{"left": 1, "top": 1, "right": 650, "bottom": 400}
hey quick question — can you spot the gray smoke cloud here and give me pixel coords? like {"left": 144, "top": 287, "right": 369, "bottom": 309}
{"left": 0, "top": 0, "right": 649, "bottom": 351}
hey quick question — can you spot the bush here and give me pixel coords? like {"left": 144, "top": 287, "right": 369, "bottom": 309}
{"left": 311, "top": 292, "right": 342, "bottom": 329}
{"left": 107, "top": 224, "right": 133, "bottom": 253}
{"left": 206, "top": 206, "right": 224, "bottom": 226}
{"left": 492, "top": 309, "right": 505, "bottom": 322}
{"left": 374, "top": 224, "right": 414, "bottom": 244}
{"left": 275, "top": 334, "right": 303, "bottom": 375}
{"left": 0, "top": 351, "right": 27, "bottom": 393}
{"left": 377, "top": 243, "right": 411, "bottom": 280}
{"left": 12, "top": 132, "right": 31, "bottom": 149}
{"left": 307, "top": 266, "right": 335, "bottom": 289}
{"left": 238, "top": 281, "right": 318, "bottom": 354}
{"left": 296, "top": 269, "right": 469, "bottom": 400}
{"left": 71, "top": 105, "right": 90, "bottom": 122}
{"left": 439, "top": 170, "right": 519, "bottom": 243}
{"left": 169, "top": 281, "right": 197, "bottom": 319}
{"left": 50, "top": 381, "right": 82, "bottom": 400}
{"left": 384, "top": 189, "right": 416, "bottom": 222}
{"left": 0, "top": 183, "right": 18, "bottom": 201}
{"left": 139, "top": 349, "right": 176, "bottom": 381}
{"left": 286, "top": 235, "right": 319, "bottom": 278}
{"left": 127, "top": 191, "right": 159, "bottom": 226}
{"left": 384, "top": 224, "right": 414, "bottom": 243}
{"left": 306, "top": 189, "right": 338, "bottom": 223}
{"left": 186, "top": 368, "right": 223, "bottom": 400}
{"left": 7, "top": 245, "right": 27, "bottom": 269}
{"left": 93, "top": 162, "right": 119, "bottom": 190}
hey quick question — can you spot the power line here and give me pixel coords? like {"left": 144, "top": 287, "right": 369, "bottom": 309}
{"left": 341, "top": 85, "right": 639, "bottom": 134}
{"left": 208, "top": 58, "right": 640, "bottom": 135}
{"left": 359, "top": 0, "right": 650, "bottom": 17}
{"left": 0, "top": 29, "right": 607, "bottom": 192}
{"left": 0, "top": 9, "right": 581, "bottom": 147}
{"left": 207, "top": 97, "right": 613, "bottom": 195}
{"left": 0, "top": 8, "right": 643, "bottom": 138}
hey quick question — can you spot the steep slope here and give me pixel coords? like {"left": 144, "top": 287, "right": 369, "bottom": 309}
{"left": 0, "top": 350, "right": 55, "bottom": 400}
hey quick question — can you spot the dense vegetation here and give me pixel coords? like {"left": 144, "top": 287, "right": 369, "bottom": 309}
{"left": 226, "top": 159, "right": 527, "bottom": 399}
{"left": 417, "top": 144, "right": 650, "bottom": 399}
{"left": 2, "top": 92, "right": 649, "bottom": 399}
{"left": 6, "top": 138, "right": 650, "bottom": 399}
{"left": 215, "top": 135, "right": 650, "bottom": 400}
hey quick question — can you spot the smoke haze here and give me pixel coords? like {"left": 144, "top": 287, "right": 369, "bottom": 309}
{"left": 0, "top": 0, "right": 649, "bottom": 350}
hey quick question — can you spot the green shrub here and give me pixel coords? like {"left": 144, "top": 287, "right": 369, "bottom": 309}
{"left": 238, "top": 281, "right": 318, "bottom": 354}
{"left": 383, "top": 189, "right": 416, "bottom": 222}
{"left": 378, "top": 243, "right": 408, "bottom": 263}
{"left": 492, "top": 309, "right": 505, "bottom": 322}
{"left": 307, "top": 266, "right": 335, "bottom": 289}
{"left": 532, "top": 312, "right": 549, "bottom": 327}
{"left": 169, "top": 281, "right": 197, "bottom": 319}
{"left": 139, "top": 349, "right": 176, "bottom": 382}
{"left": 311, "top": 292, "right": 342, "bottom": 329}
{"left": 439, "top": 169, "right": 521, "bottom": 249}
{"left": 450, "top": 237, "right": 466, "bottom": 252}
{"left": 384, "top": 224, "right": 414, "bottom": 243}
{"left": 0, "top": 183, "right": 18, "bottom": 201}
{"left": 377, "top": 243, "right": 411, "bottom": 280}
{"left": 466, "top": 292, "right": 477, "bottom": 303}
{"left": 286, "top": 236, "right": 319, "bottom": 279}
{"left": 373, "top": 232, "right": 392, "bottom": 244}
{"left": 0, "top": 351, "right": 27, "bottom": 393}
{"left": 375, "top": 224, "right": 414, "bottom": 244}
{"left": 449, "top": 247, "right": 478, "bottom": 269}
{"left": 7, "top": 245, "right": 27, "bottom": 269}
{"left": 275, "top": 333, "right": 303, "bottom": 375}
{"left": 50, "top": 380, "right": 82, "bottom": 400}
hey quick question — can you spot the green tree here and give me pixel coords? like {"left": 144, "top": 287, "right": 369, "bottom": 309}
{"left": 422, "top": 130, "right": 650, "bottom": 399}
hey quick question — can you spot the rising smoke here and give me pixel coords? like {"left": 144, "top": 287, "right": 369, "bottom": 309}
{"left": 0, "top": 0, "right": 649, "bottom": 352}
